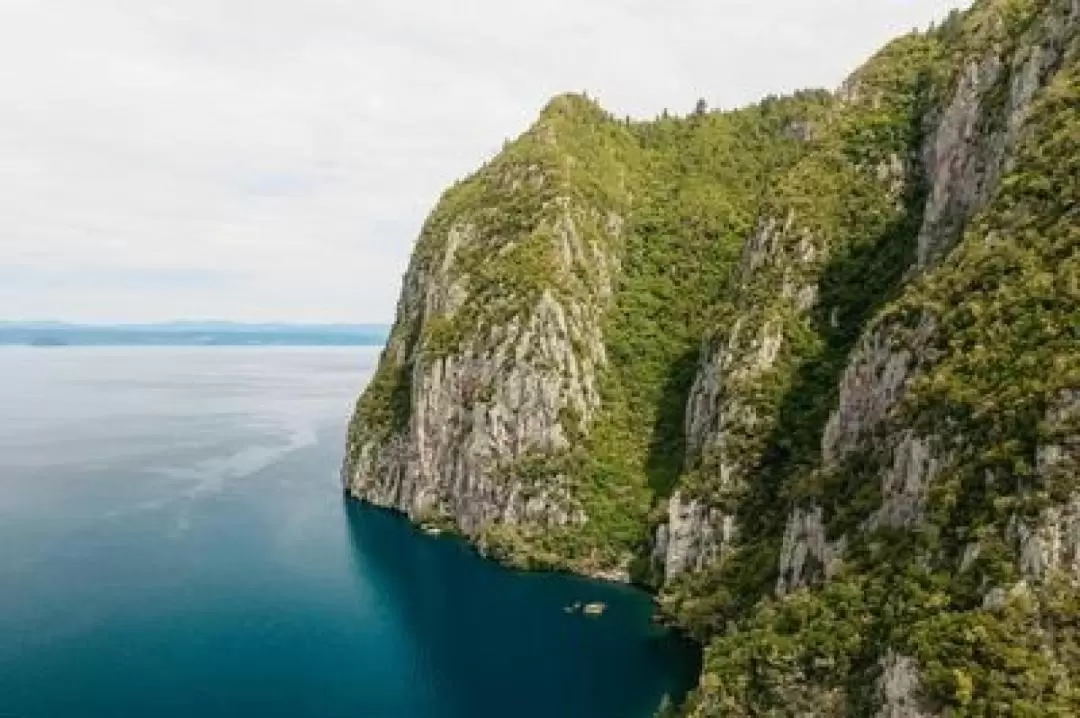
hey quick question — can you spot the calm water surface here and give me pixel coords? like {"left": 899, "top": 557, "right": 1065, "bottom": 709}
{"left": 0, "top": 347, "right": 698, "bottom": 718}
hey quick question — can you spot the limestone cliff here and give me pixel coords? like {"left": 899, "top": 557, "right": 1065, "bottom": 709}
{"left": 344, "top": 95, "right": 632, "bottom": 575}
{"left": 346, "top": 0, "right": 1079, "bottom": 714}
{"left": 346, "top": 91, "right": 823, "bottom": 577}
{"left": 675, "top": 1, "right": 1080, "bottom": 714}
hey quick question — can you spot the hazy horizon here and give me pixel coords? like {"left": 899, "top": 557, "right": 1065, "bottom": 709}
{"left": 0, "top": 320, "right": 390, "bottom": 328}
{"left": 2, "top": 0, "right": 971, "bottom": 324}
{"left": 0, "top": 321, "right": 390, "bottom": 346}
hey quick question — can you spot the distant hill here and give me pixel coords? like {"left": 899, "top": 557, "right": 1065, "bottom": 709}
{"left": 0, "top": 322, "right": 389, "bottom": 347}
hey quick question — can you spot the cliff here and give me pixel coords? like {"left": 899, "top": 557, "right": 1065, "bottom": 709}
{"left": 345, "top": 0, "right": 1080, "bottom": 714}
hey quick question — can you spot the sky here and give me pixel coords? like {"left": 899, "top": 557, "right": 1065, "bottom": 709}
{"left": 0, "top": 0, "right": 971, "bottom": 324}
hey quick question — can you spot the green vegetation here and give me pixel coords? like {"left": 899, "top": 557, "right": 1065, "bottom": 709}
{"left": 348, "top": 0, "right": 1079, "bottom": 714}
{"left": 348, "top": 336, "right": 414, "bottom": 447}
{"left": 680, "top": 3, "right": 1080, "bottom": 714}
{"left": 660, "top": 30, "right": 946, "bottom": 635}
{"left": 354, "top": 88, "right": 837, "bottom": 574}
{"left": 564, "top": 92, "right": 833, "bottom": 572}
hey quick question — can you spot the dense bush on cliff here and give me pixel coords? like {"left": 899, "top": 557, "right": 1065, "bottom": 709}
{"left": 345, "top": 0, "right": 1079, "bottom": 713}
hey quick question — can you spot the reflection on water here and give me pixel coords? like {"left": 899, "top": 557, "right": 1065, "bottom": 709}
{"left": 0, "top": 346, "right": 698, "bottom": 718}
{"left": 343, "top": 503, "right": 701, "bottom": 718}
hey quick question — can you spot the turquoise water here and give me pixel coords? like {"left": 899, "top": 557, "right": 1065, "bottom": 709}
{"left": 0, "top": 347, "right": 698, "bottom": 718}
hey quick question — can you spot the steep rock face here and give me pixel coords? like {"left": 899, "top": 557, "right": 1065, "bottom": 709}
{"left": 875, "top": 652, "right": 937, "bottom": 718}
{"left": 659, "top": 27, "right": 934, "bottom": 596}
{"left": 783, "top": 0, "right": 1079, "bottom": 584}
{"left": 1013, "top": 495, "right": 1080, "bottom": 579}
{"left": 656, "top": 492, "right": 736, "bottom": 579}
{"left": 668, "top": 208, "right": 852, "bottom": 581}
{"left": 344, "top": 96, "right": 630, "bottom": 572}
{"left": 353, "top": 238, "right": 612, "bottom": 532}
{"left": 345, "top": 89, "right": 825, "bottom": 578}
{"left": 915, "top": 52, "right": 1005, "bottom": 268}
{"left": 346, "top": 91, "right": 826, "bottom": 577}
{"left": 685, "top": 213, "right": 813, "bottom": 468}
{"left": 784, "top": 7, "right": 1080, "bottom": 611}
{"left": 345, "top": 1, "right": 1079, "bottom": 715}
{"left": 917, "top": 0, "right": 1079, "bottom": 265}
{"left": 679, "top": 1, "right": 1080, "bottom": 715}
{"left": 1011, "top": 390, "right": 1080, "bottom": 580}
{"left": 776, "top": 505, "right": 846, "bottom": 595}
{"left": 867, "top": 432, "right": 945, "bottom": 531}
{"left": 671, "top": 251, "right": 793, "bottom": 578}
{"left": 1038, "top": 389, "right": 1080, "bottom": 487}
{"left": 823, "top": 0, "right": 1077, "bottom": 493}
{"left": 821, "top": 316, "right": 937, "bottom": 465}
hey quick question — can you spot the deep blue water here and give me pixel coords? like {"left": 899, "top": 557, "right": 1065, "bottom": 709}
{"left": 0, "top": 347, "right": 698, "bottom": 718}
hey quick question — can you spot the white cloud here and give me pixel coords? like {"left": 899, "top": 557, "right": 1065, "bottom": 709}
{"left": 0, "top": 0, "right": 971, "bottom": 322}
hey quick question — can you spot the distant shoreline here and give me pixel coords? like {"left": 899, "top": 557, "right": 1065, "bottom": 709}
{"left": 0, "top": 322, "right": 389, "bottom": 347}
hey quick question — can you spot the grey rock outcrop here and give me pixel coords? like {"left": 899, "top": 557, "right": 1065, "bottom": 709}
{"left": 345, "top": 193, "right": 619, "bottom": 550}
{"left": 816, "top": 0, "right": 1078, "bottom": 568}
{"left": 776, "top": 505, "right": 846, "bottom": 596}
{"left": 661, "top": 208, "right": 825, "bottom": 581}
{"left": 1010, "top": 390, "right": 1080, "bottom": 581}
{"left": 656, "top": 492, "right": 736, "bottom": 579}
{"left": 822, "top": 316, "right": 937, "bottom": 466}
{"left": 867, "top": 433, "right": 944, "bottom": 531}
{"left": 875, "top": 652, "right": 938, "bottom": 718}
{"left": 1037, "top": 389, "right": 1080, "bottom": 485}
{"left": 917, "top": 0, "right": 1080, "bottom": 266}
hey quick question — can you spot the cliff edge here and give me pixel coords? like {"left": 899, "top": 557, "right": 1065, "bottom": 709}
{"left": 346, "top": 1, "right": 1080, "bottom": 713}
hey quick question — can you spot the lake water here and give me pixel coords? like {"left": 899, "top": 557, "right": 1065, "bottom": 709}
{"left": 0, "top": 347, "right": 698, "bottom": 718}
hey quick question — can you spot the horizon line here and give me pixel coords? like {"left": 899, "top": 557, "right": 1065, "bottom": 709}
{"left": 0, "top": 319, "right": 391, "bottom": 327}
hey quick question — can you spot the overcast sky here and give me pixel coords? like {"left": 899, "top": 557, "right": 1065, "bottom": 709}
{"left": 1, "top": 0, "right": 971, "bottom": 323}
